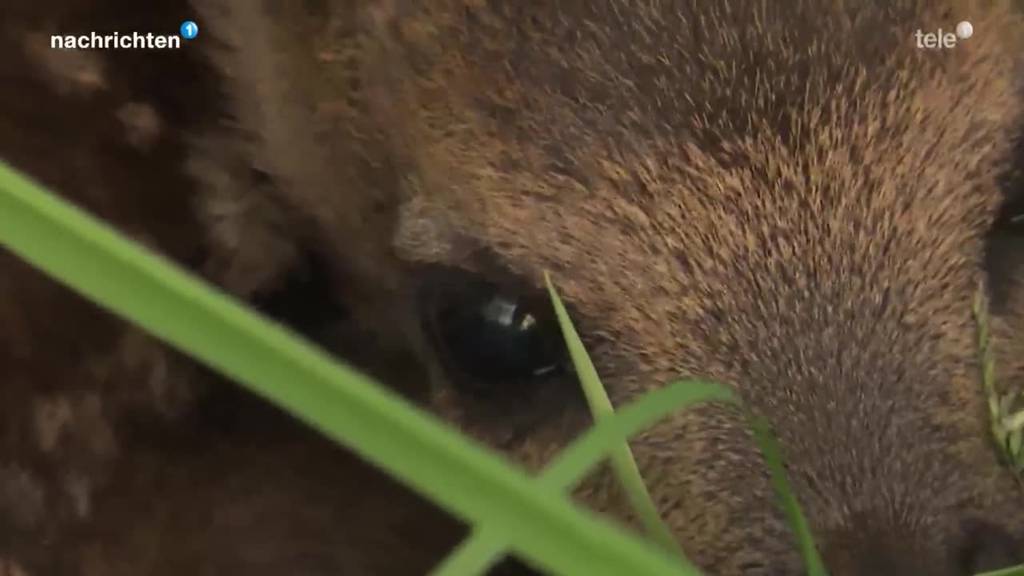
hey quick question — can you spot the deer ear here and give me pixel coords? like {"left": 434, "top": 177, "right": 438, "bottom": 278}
{"left": 985, "top": 228, "right": 1024, "bottom": 313}
{"left": 957, "top": 520, "right": 1021, "bottom": 574}
{"left": 986, "top": 230, "right": 1024, "bottom": 405}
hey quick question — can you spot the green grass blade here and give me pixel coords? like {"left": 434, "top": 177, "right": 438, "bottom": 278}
{"left": 0, "top": 161, "right": 690, "bottom": 576}
{"left": 544, "top": 272, "right": 684, "bottom": 557}
{"left": 974, "top": 289, "right": 1019, "bottom": 470}
{"left": 433, "top": 380, "right": 737, "bottom": 575}
{"left": 970, "top": 292, "right": 1024, "bottom": 576}
{"left": 976, "top": 566, "right": 1024, "bottom": 576}
{"left": 748, "top": 416, "right": 829, "bottom": 576}
{"left": 542, "top": 274, "right": 829, "bottom": 576}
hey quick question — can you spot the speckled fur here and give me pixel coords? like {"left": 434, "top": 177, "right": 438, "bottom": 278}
{"left": 191, "top": 0, "right": 1024, "bottom": 572}
{"left": 2, "top": 0, "right": 1024, "bottom": 574}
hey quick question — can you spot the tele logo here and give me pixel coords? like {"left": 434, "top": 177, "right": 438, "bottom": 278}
{"left": 914, "top": 21, "right": 973, "bottom": 49}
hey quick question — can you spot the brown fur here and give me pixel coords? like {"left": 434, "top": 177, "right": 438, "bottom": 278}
{"left": 2, "top": 0, "right": 1024, "bottom": 574}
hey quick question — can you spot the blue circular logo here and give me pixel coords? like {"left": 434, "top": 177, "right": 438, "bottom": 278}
{"left": 180, "top": 20, "right": 199, "bottom": 40}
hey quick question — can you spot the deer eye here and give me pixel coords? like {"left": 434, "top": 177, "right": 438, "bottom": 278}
{"left": 420, "top": 270, "right": 568, "bottom": 397}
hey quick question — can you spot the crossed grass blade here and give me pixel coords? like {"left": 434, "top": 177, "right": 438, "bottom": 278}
{"left": 0, "top": 161, "right": 687, "bottom": 576}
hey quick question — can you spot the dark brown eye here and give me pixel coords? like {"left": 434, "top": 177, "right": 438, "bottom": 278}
{"left": 421, "top": 271, "right": 568, "bottom": 396}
